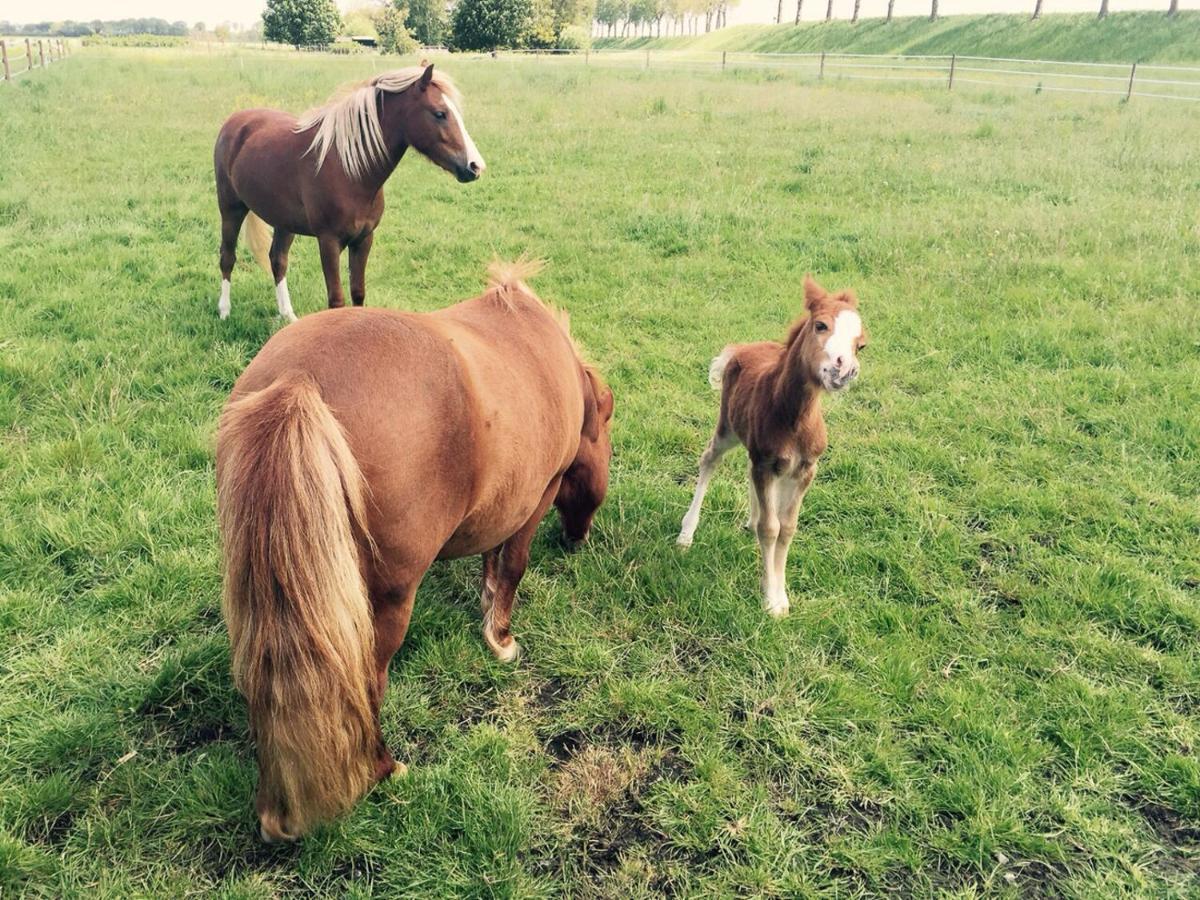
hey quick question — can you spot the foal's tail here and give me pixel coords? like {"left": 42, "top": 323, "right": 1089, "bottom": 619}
{"left": 217, "top": 375, "right": 377, "bottom": 842}
{"left": 243, "top": 212, "right": 273, "bottom": 275}
{"left": 708, "top": 347, "right": 735, "bottom": 391}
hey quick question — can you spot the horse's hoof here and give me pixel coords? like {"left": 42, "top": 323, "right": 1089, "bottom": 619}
{"left": 676, "top": 535, "right": 693, "bottom": 549}
{"left": 281, "top": 313, "right": 297, "bottom": 324}
{"left": 488, "top": 634, "right": 521, "bottom": 664}
{"left": 764, "top": 599, "right": 790, "bottom": 619}
{"left": 218, "top": 307, "right": 230, "bottom": 320}
{"left": 394, "top": 761, "right": 409, "bottom": 778}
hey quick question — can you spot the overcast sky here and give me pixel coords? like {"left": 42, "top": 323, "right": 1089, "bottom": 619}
{"left": 0, "top": 0, "right": 1193, "bottom": 30}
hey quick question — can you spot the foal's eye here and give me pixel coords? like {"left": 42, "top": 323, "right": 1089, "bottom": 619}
{"left": 814, "top": 321, "right": 829, "bottom": 333}
{"left": 433, "top": 110, "right": 448, "bottom": 121}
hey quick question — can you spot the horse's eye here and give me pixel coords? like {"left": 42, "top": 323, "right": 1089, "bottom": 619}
{"left": 433, "top": 110, "right": 448, "bottom": 121}
{"left": 814, "top": 321, "right": 829, "bottom": 333}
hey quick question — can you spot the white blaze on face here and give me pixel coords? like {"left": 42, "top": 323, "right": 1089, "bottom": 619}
{"left": 446, "top": 97, "right": 485, "bottom": 175}
{"left": 821, "top": 309, "right": 863, "bottom": 382}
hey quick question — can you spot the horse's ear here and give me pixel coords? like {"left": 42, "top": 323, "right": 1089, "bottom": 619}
{"left": 580, "top": 368, "right": 604, "bottom": 442}
{"left": 836, "top": 290, "right": 859, "bottom": 309}
{"left": 803, "top": 273, "right": 827, "bottom": 311}
{"left": 419, "top": 64, "right": 434, "bottom": 91}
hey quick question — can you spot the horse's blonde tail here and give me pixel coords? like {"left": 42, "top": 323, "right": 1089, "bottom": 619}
{"left": 708, "top": 347, "right": 734, "bottom": 391}
{"left": 244, "top": 212, "right": 273, "bottom": 275}
{"left": 217, "top": 374, "right": 377, "bottom": 842}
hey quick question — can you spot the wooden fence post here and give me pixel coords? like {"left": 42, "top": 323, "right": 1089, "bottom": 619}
{"left": 38, "top": 40, "right": 45, "bottom": 68}
{"left": 722, "top": 50, "right": 727, "bottom": 70}
{"left": 1, "top": 41, "right": 9, "bottom": 82}
{"left": 1125, "top": 61, "right": 1137, "bottom": 101}
{"left": 948, "top": 52, "right": 956, "bottom": 89}
{"left": 26, "top": 39, "right": 33, "bottom": 71}
{"left": 818, "top": 51, "right": 826, "bottom": 80}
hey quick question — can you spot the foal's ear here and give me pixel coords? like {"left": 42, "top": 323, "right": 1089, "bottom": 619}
{"left": 419, "top": 64, "right": 434, "bottom": 90}
{"left": 803, "top": 273, "right": 827, "bottom": 311}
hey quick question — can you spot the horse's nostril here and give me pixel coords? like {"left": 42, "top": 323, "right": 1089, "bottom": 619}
{"left": 835, "top": 355, "right": 845, "bottom": 368}
{"left": 468, "top": 161, "right": 479, "bottom": 173}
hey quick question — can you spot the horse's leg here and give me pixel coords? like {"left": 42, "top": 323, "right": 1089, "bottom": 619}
{"left": 483, "top": 478, "right": 561, "bottom": 663}
{"left": 269, "top": 229, "right": 297, "bottom": 322}
{"left": 369, "top": 580, "right": 420, "bottom": 782}
{"left": 480, "top": 547, "right": 500, "bottom": 616}
{"left": 750, "top": 462, "right": 787, "bottom": 618}
{"left": 744, "top": 463, "right": 759, "bottom": 532}
{"left": 769, "top": 462, "right": 816, "bottom": 618}
{"left": 677, "top": 429, "right": 738, "bottom": 547}
{"left": 317, "top": 234, "right": 345, "bottom": 309}
{"left": 217, "top": 204, "right": 248, "bottom": 320}
{"left": 348, "top": 231, "right": 373, "bottom": 307}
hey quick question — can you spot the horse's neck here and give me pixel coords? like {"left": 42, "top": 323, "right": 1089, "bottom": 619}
{"left": 768, "top": 346, "right": 822, "bottom": 435}
{"left": 366, "top": 97, "right": 409, "bottom": 189}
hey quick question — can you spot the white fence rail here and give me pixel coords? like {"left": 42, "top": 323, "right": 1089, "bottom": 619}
{"left": 493, "top": 48, "right": 1200, "bottom": 103}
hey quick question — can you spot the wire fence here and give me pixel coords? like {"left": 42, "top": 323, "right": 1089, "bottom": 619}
{"left": 1, "top": 38, "right": 70, "bottom": 83}
{"left": 493, "top": 47, "right": 1200, "bottom": 104}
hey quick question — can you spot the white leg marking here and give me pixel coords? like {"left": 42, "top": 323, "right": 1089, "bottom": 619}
{"left": 754, "top": 474, "right": 787, "bottom": 617}
{"left": 275, "top": 277, "right": 296, "bottom": 323}
{"left": 218, "top": 278, "right": 231, "bottom": 320}
{"left": 482, "top": 606, "right": 520, "bottom": 663}
{"left": 677, "top": 433, "right": 737, "bottom": 547}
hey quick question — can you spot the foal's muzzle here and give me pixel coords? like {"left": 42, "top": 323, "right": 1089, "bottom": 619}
{"left": 822, "top": 365, "right": 859, "bottom": 392}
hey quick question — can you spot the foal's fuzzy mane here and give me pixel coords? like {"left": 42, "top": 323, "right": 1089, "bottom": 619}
{"left": 295, "top": 67, "right": 463, "bottom": 181}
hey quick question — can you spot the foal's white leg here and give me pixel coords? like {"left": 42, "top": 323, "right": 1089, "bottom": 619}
{"left": 275, "top": 277, "right": 296, "bottom": 323}
{"left": 677, "top": 432, "right": 737, "bottom": 547}
{"left": 745, "top": 466, "right": 760, "bottom": 531}
{"left": 218, "top": 279, "right": 231, "bottom": 320}
{"left": 751, "top": 471, "right": 788, "bottom": 617}
{"left": 767, "top": 462, "right": 817, "bottom": 618}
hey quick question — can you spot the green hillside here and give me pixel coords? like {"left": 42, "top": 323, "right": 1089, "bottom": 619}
{"left": 596, "top": 11, "right": 1200, "bottom": 63}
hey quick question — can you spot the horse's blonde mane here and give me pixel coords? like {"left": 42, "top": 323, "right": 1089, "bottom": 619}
{"left": 295, "top": 67, "right": 462, "bottom": 181}
{"left": 484, "top": 259, "right": 582, "bottom": 353}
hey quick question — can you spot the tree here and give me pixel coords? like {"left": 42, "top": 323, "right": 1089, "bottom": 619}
{"left": 262, "top": 0, "right": 341, "bottom": 48}
{"left": 342, "top": 4, "right": 379, "bottom": 36}
{"left": 193, "top": 21, "right": 205, "bottom": 33}
{"left": 825, "top": 0, "right": 833, "bottom": 21}
{"left": 1097, "top": 0, "right": 1107, "bottom": 18}
{"left": 214, "top": 23, "right": 231, "bottom": 41}
{"left": 851, "top": 0, "right": 860, "bottom": 22}
{"left": 405, "top": 0, "right": 448, "bottom": 44}
{"left": 375, "top": 4, "right": 418, "bottom": 51}
{"left": 930, "top": 0, "right": 938, "bottom": 21}
{"left": 886, "top": 0, "right": 895, "bottom": 20}
{"left": 1168, "top": 0, "right": 1178, "bottom": 16}
{"left": 451, "top": 0, "right": 533, "bottom": 49}
{"left": 1032, "top": 0, "right": 1043, "bottom": 19}
{"left": 795, "top": 0, "right": 803, "bottom": 23}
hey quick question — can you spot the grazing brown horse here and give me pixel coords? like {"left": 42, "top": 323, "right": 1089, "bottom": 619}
{"left": 217, "top": 261, "right": 613, "bottom": 841}
{"left": 677, "top": 275, "right": 867, "bottom": 618}
{"left": 213, "top": 65, "right": 485, "bottom": 321}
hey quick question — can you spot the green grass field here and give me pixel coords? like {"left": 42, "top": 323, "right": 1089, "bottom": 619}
{"left": 596, "top": 11, "right": 1200, "bottom": 64}
{"left": 2, "top": 48, "right": 1199, "bottom": 897}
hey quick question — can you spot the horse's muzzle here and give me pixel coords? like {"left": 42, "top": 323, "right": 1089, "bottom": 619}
{"left": 455, "top": 161, "right": 482, "bottom": 183}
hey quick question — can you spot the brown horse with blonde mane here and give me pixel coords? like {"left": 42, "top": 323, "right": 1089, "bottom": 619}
{"left": 677, "top": 275, "right": 867, "bottom": 618}
{"left": 216, "top": 261, "right": 613, "bottom": 841}
{"left": 213, "top": 64, "right": 485, "bottom": 321}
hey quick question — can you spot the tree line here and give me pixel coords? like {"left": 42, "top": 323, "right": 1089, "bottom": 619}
{"left": 0, "top": 18, "right": 189, "bottom": 37}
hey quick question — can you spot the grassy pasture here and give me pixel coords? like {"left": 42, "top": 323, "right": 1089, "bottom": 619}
{"left": 596, "top": 11, "right": 1200, "bottom": 64}
{"left": 1, "top": 48, "right": 1199, "bottom": 897}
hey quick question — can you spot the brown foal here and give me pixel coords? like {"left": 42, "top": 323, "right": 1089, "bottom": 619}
{"left": 217, "top": 262, "right": 613, "bottom": 841}
{"left": 213, "top": 65, "right": 485, "bottom": 321}
{"left": 677, "top": 275, "right": 867, "bottom": 617}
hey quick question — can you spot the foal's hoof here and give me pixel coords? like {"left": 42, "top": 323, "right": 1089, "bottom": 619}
{"left": 218, "top": 306, "right": 230, "bottom": 321}
{"left": 676, "top": 534, "right": 693, "bottom": 549}
{"left": 763, "top": 599, "right": 791, "bottom": 619}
